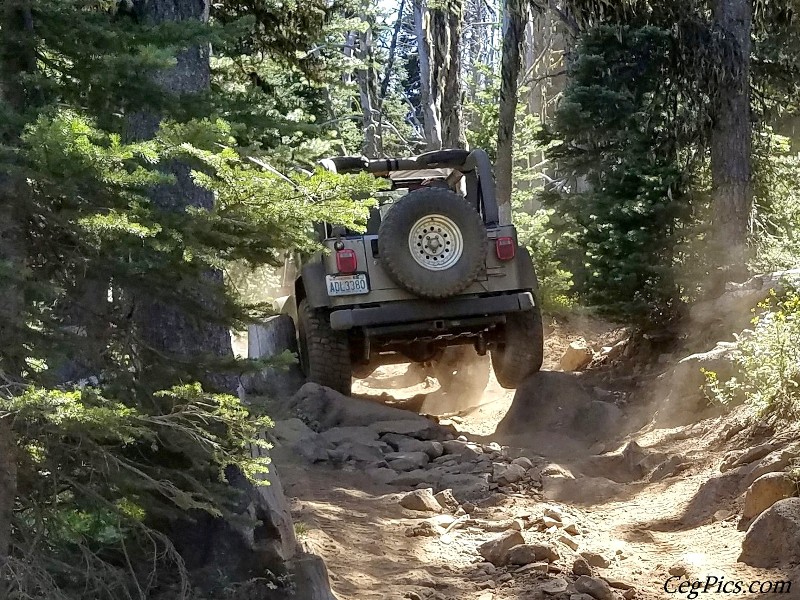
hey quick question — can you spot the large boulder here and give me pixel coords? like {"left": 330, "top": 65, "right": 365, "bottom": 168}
{"left": 739, "top": 498, "right": 800, "bottom": 567}
{"left": 741, "top": 472, "right": 797, "bottom": 521}
{"left": 560, "top": 340, "right": 594, "bottom": 371}
{"left": 290, "top": 383, "right": 442, "bottom": 437}
{"left": 653, "top": 343, "right": 739, "bottom": 427}
{"left": 496, "top": 372, "right": 598, "bottom": 438}
{"left": 478, "top": 530, "right": 525, "bottom": 566}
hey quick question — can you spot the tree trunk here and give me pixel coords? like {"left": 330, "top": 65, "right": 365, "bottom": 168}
{"left": 128, "top": 0, "right": 234, "bottom": 392}
{"left": 710, "top": 0, "right": 752, "bottom": 280}
{"left": 414, "top": 0, "right": 443, "bottom": 149}
{"left": 0, "top": 0, "right": 37, "bottom": 577}
{"left": 496, "top": 0, "right": 527, "bottom": 224}
{"left": 441, "top": 0, "right": 466, "bottom": 149}
{"left": 356, "top": 7, "right": 380, "bottom": 156}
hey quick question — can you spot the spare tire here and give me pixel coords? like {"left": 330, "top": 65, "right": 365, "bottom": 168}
{"left": 378, "top": 187, "right": 487, "bottom": 299}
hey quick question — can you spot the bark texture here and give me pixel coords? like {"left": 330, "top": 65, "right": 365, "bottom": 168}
{"left": 495, "top": 0, "right": 528, "bottom": 223}
{"left": 356, "top": 9, "right": 380, "bottom": 156}
{"left": 710, "top": 0, "right": 752, "bottom": 277}
{"left": 128, "top": 0, "right": 234, "bottom": 390}
{"left": 414, "top": 0, "right": 465, "bottom": 150}
{"left": 0, "top": 0, "right": 36, "bottom": 577}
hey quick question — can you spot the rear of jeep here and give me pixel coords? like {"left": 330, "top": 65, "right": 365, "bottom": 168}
{"left": 286, "top": 149, "right": 543, "bottom": 396}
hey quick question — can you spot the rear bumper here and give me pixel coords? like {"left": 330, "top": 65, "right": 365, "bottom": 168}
{"left": 329, "top": 292, "right": 535, "bottom": 331}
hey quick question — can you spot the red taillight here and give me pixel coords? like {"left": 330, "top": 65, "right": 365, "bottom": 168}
{"left": 495, "top": 237, "right": 516, "bottom": 261}
{"left": 336, "top": 249, "right": 358, "bottom": 273}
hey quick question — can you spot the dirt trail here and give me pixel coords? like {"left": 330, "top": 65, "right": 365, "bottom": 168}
{"left": 273, "top": 318, "right": 799, "bottom": 600}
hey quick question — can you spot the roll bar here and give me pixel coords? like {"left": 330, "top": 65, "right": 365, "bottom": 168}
{"left": 319, "top": 148, "right": 499, "bottom": 225}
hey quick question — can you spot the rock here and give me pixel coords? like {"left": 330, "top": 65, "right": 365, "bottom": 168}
{"left": 440, "top": 473, "right": 490, "bottom": 502}
{"left": 399, "top": 488, "right": 442, "bottom": 513}
{"left": 540, "top": 578, "right": 569, "bottom": 595}
{"left": 733, "top": 443, "right": 777, "bottom": 468}
{"left": 602, "top": 577, "right": 634, "bottom": 590}
{"left": 442, "top": 439, "right": 483, "bottom": 460}
{"left": 739, "top": 497, "right": 800, "bottom": 567}
{"left": 560, "top": 340, "right": 594, "bottom": 371}
{"left": 622, "top": 590, "right": 637, "bottom": 600}
{"left": 541, "top": 463, "right": 575, "bottom": 479}
{"left": 510, "top": 519, "right": 525, "bottom": 531}
{"left": 320, "top": 426, "right": 379, "bottom": 445}
{"left": 745, "top": 449, "right": 799, "bottom": 487}
{"left": 516, "top": 562, "right": 549, "bottom": 574}
{"left": 570, "top": 595, "right": 595, "bottom": 600}
{"left": 291, "top": 383, "right": 438, "bottom": 432}
{"left": 496, "top": 372, "right": 596, "bottom": 437}
{"left": 573, "top": 558, "right": 592, "bottom": 576}
{"left": 288, "top": 551, "right": 339, "bottom": 600}
{"left": 434, "top": 489, "right": 460, "bottom": 512}
{"left": 493, "top": 463, "right": 527, "bottom": 485}
{"left": 497, "top": 573, "right": 512, "bottom": 583}
{"left": 713, "top": 509, "right": 734, "bottom": 522}
{"left": 543, "top": 506, "right": 563, "bottom": 521}
{"left": 365, "top": 467, "right": 399, "bottom": 485}
{"left": 574, "top": 575, "right": 615, "bottom": 600}
{"left": 507, "top": 543, "right": 559, "bottom": 564}
{"left": 333, "top": 441, "right": 388, "bottom": 463}
{"left": 381, "top": 433, "right": 427, "bottom": 453}
{"left": 244, "top": 316, "right": 305, "bottom": 398}
{"left": 511, "top": 456, "right": 534, "bottom": 470}
{"left": 542, "top": 516, "right": 562, "bottom": 528}
{"left": 272, "top": 418, "right": 317, "bottom": 446}
{"left": 477, "top": 593, "right": 494, "bottom": 600}
{"left": 371, "top": 419, "right": 441, "bottom": 440}
{"left": 648, "top": 455, "right": 691, "bottom": 482}
{"left": 572, "top": 401, "right": 624, "bottom": 443}
{"left": 558, "top": 534, "right": 579, "bottom": 551}
{"left": 563, "top": 523, "right": 580, "bottom": 535}
{"left": 477, "top": 530, "right": 525, "bottom": 566}
{"left": 581, "top": 551, "right": 611, "bottom": 568}
{"left": 668, "top": 563, "right": 688, "bottom": 577}
{"left": 424, "top": 441, "right": 445, "bottom": 459}
{"left": 742, "top": 472, "right": 797, "bottom": 520}
{"left": 386, "top": 451, "right": 431, "bottom": 471}
{"left": 405, "top": 521, "right": 442, "bottom": 537}
{"left": 394, "top": 469, "right": 441, "bottom": 487}
{"left": 654, "top": 344, "right": 739, "bottom": 426}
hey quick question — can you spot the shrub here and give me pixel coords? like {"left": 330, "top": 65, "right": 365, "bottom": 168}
{"left": 704, "top": 288, "right": 800, "bottom": 420}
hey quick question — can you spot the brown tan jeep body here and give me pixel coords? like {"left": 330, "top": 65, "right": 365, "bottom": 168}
{"left": 280, "top": 148, "right": 544, "bottom": 396}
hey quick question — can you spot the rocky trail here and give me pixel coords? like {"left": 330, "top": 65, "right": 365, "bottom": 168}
{"left": 248, "top": 313, "right": 800, "bottom": 600}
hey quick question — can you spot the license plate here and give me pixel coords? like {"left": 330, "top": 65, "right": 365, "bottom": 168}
{"left": 326, "top": 273, "right": 369, "bottom": 296}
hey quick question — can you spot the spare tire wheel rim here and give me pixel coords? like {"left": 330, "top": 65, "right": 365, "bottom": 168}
{"left": 408, "top": 214, "right": 464, "bottom": 271}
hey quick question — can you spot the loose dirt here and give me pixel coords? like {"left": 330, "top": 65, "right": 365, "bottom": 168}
{"left": 273, "top": 316, "right": 799, "bottom": 600}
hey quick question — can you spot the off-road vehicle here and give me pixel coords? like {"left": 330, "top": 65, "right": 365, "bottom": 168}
{"left": 275, "top": 148, "right": 543, "bottom": 396}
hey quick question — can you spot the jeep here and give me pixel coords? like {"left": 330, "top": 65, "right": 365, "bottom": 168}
{"left": 277, "top": 148, "right": 543, "bottom": 396}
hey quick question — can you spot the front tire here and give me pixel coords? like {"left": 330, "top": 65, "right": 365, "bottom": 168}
{"left": 297, "top": 299, "right": 352, "bottom": 395}
{"left": 491, "top": 305, "right": 544, "bottom": 389}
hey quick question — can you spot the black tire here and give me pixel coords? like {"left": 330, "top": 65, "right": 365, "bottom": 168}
{"left": 378, "top": 188, "right": 487, "bottom": 299}
{"left": 491, "top": 305, "right": 544, "bottom": 389}
{"left": 432, "top": 346, "right": 491, "bottom": 395}
{"left": 297, "top": 299, "right": 352, "bottom": 395}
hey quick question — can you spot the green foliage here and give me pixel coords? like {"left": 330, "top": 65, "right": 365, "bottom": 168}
{"left": 3, "top": 383, "right": 272, "bottom": 599}
{"left": 0, "top": 0, "right": 385, "bottom": 596}
{"left": 541, "top": 25, "right": 703, "bottom": 326}
{"left": 704, "top": 288, "right": 800, "bottom": 421}
{"left": 750, "top": 132, "right": 800, "bottom": 271}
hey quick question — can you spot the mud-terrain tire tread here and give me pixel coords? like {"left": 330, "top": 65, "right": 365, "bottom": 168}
{"left": 491, "top": 304, "right": 544, "bottom": 389}
{"left": 378, "top": 188, "right": 487, "bottom": 299}
{"left": 298, "top": 299, "right": 352, "bottom": 395}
